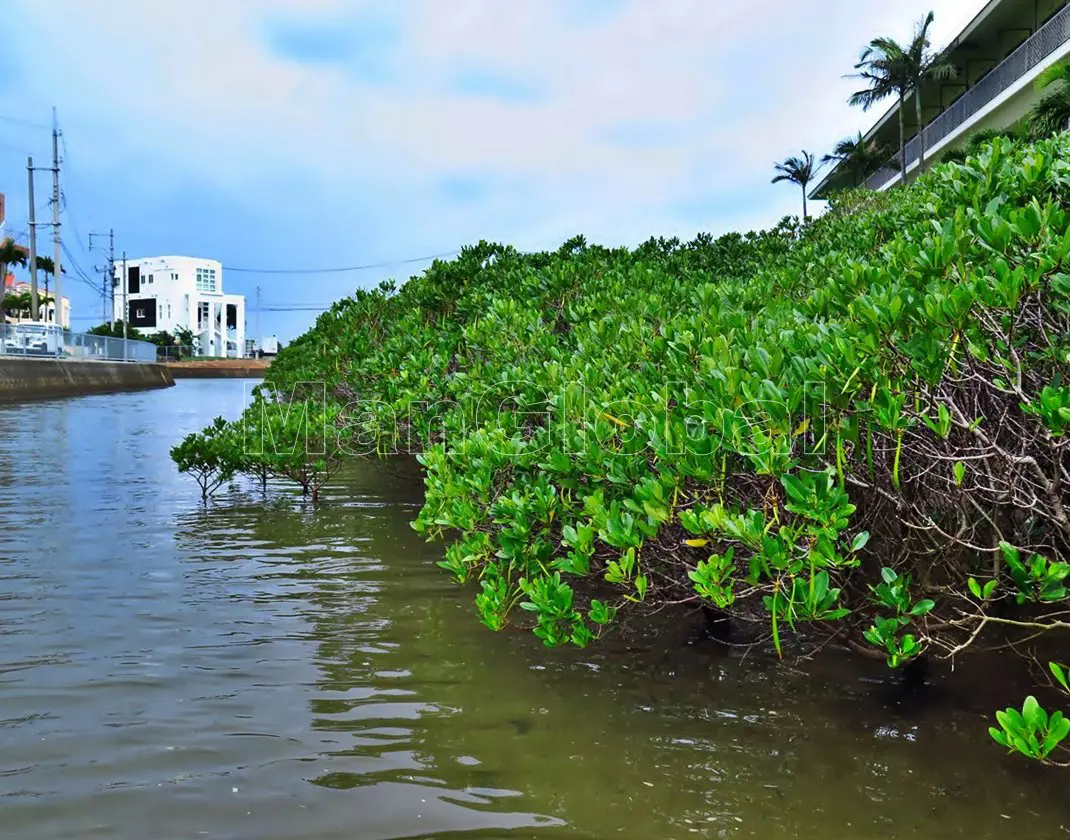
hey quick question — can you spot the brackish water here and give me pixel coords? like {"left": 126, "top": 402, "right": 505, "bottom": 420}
{"left": 0, "top": 379, "right": 1067, "bottom": 839}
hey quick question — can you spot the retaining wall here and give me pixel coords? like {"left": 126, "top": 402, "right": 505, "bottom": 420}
{"left": 0, "top": 358, "right": 175, "bottom": 403}
{"left": 164, "top": 361, "right": 270, "bottom": 379}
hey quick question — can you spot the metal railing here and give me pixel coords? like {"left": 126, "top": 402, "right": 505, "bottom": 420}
{"left": 866, "top": 162, "right": 902, "bottom": 191}
{"left": 0, "top": 324, "right": 158, "bottom": 363}
{"left": 867, "top": 2, "right": 1070, "bottom": 190}
{"left": 156, "top": 345, "right": 196, "bottom": 362}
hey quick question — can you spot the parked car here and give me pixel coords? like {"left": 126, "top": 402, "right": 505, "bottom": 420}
{"left": 1, "top": 323, "right": 62, "bottom": 357}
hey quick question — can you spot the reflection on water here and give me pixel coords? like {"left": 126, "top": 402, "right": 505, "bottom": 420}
{"left": 0, "top": 380, "right": 1066, "bottom": 840}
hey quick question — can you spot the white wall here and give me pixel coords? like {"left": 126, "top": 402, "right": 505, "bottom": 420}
{"left": 113, "top": 256, "right": 246, "bottom": 357}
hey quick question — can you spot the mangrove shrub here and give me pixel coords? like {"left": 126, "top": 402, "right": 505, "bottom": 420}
{"left": 175, "top": 135, "right": 1070, "bottom": 765}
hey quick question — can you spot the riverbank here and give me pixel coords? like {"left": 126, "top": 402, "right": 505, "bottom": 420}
{"left": 0, "top": 357, "right": 174, "bottom": 403}
{"left": 164, "top": 359, "right": 271, "bottom": 378}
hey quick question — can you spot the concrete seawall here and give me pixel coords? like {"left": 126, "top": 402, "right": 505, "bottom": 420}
{"left": 164, "top": 360, "right": 270, "bottom": 379}
{"left": 0, "top": 359, "right": 175, "bottom": 403}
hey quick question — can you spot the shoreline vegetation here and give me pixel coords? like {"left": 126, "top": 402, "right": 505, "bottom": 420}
{"left": 174, "top": 135, "right": 1070, "bottom": 767}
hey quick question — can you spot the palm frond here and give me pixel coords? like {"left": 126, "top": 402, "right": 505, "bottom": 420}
{"left": 848, "top": 86, "right": 891, "bottom": 110}
{"left": 1028, "top": 85, "right": 1070, "bottom": 139}
{"left": 1036, "top": 60, "right": 1070, "bottom": 91}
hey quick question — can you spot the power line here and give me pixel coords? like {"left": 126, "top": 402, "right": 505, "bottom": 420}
{"left": 58, "top": 132, "right": 90, "bottom": 255}
{"left": 0, "top": 115, "right": 50, "bottom": 130}
{"left": 61, "top": 241, "right": 103, "bottom": 294}
{"left": 223, "top": 250, "right": 459, "bottom": 275}
{"left": 259, "top": 306, "right": 332, "bottom": 312}
{"left": 1, "top": 227, "right": 30, "bottom": 244}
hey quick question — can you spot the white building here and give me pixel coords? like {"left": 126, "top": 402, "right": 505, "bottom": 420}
{"left": 3, "top": 277, "right": 71, "bottom": 329}
{"left": 812, "top": 0, "right": 1070, "bottom": 198}
{"left": 113, "top": 256, "right": 245, "bottom": 358}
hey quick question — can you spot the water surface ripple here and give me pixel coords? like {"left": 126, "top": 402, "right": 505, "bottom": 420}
{"left": 0, "top": 380, "right": 1066, "bottom": 839}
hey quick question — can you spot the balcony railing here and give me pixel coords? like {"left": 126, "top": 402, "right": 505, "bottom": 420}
{"left": 866, "top": 1, "right": 1070, "bottom": 190}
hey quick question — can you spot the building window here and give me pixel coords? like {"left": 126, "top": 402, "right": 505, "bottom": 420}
{"left": 195, "top": 267, "right": 218, "bottom": 293}
{"left": 198, "top": 301, "right": 209, "bottom": 327}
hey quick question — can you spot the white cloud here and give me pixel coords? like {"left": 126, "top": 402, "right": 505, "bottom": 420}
{"left": 0, "top": 0, "right": 985, "bottom": 333}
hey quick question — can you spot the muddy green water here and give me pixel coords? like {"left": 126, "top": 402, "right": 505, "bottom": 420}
{"left": 0, "top": 380, "right": 1067, "bottom": 839}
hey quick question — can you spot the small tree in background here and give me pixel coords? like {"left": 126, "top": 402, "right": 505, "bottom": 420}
{"left": 821, "top": 133, "right": 900, "bottom": 187}
{"left": 772, "top": 151, "right": 820, "bottom": 219}
{"left": 87, "top": 321, "right": 146, "bottom": 341}
{"left": 0, "top": 238, "right": 27, "bottom": 324}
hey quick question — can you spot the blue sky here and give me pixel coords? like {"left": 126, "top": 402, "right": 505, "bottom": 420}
{"left": 0, "top": 0, "right": 981, "bottom": 340}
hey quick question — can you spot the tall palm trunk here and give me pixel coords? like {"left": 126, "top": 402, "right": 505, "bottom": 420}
{"left": 897, "top": 92, "right": 907, "bottom": 178}
{"left": 915, "top": 86, "right": 927, "bottom": 175}
{"left": 801, "top": 185, "right": 808, "bottom": 220}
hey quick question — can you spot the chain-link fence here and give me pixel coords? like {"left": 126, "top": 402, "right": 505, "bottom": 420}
{"left": 0, "top": 324, "right": 158, "bottom": 363}
{"left": 155, "top": 345, "right": 197, "bottom": 362}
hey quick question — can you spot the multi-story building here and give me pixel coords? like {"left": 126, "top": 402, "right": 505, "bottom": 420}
{"left": 812, "top": 0, "right": 1070, "bottom": 198}
{"left": 3, "top": 275, "right": 71, "bottom": 328}
{"left": 113, "top": 256, "right": 245, "bottom": 358}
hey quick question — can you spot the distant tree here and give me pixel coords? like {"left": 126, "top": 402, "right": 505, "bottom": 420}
{"left": 147, "top": 330, "right": 175, "bottom": 347}
{"left": 772, "top": 151, "right": 820, "bottom": 219}
{"left": 849, "top": 12, "right": 957, "bottom": 178}
{"left": 3, "top": 291, "right": 54, "bottom": 320}
{"left": 1028, "top": 61, "right": 1070, "bottom": 139}
{"left": 0, "top": 238, "right": 27, "bottom": 323}
{"left": 31, "top": 255, "right": 64, "bottom": 298}
{"left": 173, "top": 325, "right": 195, "bottom": 348}
{"left": 87, "top": 321, "right": 145, "bottom": 341}
{"left": 822, "top": 132, "right": 901, "bottom": 187}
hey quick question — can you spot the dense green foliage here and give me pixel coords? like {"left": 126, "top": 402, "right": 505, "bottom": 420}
{"left": 0, "top": 237, "right": 29, "bottom": 323}
{"left": 176, "top": 135, "right": 1070, "bottom": 765}
{"left": 87, "top": 323, "right": 193, "bottom": 357}
{"left": 1030, "top": 61, "right": 1070, "bottom": 141}
{"left": 2, "top": 291, "right": 54, "bottom": 320}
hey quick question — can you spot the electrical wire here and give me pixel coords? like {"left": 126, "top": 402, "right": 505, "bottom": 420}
{"left": 258, "top": 306, "right": 332, "bottom": 312}
{"left": 0, "top": 115, "right": 50, "bottom": 130}
{"left": 223, "top": 250, "right": 459, "bottom": 274}
{"left": 61, "top": 241, "right": 104, "bottom": 295}
{"left": 59, "top": 132, "right": 91, "bottom": 255}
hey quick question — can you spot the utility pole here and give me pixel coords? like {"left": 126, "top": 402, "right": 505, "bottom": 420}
{"left": 51, "top": 111, "right": 63, "bottom": 330}
{"left": 89, "top": 228, "right": 115, "bottom": 327}
{"left": 121, "top": 252, "right": 128, "bottom": 342}
{"left": 255, "top": 284, "right": 261, "bottom": 353}
{"left": 27, "top": 157, "right": 39, "bottom": 321}
{"left": 118, "top": 251, "right": 129, "bottom": 362}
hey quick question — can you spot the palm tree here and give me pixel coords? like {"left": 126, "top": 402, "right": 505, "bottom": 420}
{"left": 1028, "top": 60, "right": 1070, "bottom": 138}
{"left": 2, "top": 291, "right": 53, "bottom": 321}
{"left": 821, "top": 133, "right": 901, "bottom": 187}
{"left": 33, "top": 255, "right": 64, "bottom": 297}
{"left": 848, "top": 12, "right": 956, "bottom": 179}
{"left": 0, "top": 238, "right": 28, "bottom": 324}
{"left": 772, "top": 151, "right": 820, "bottom": 219}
